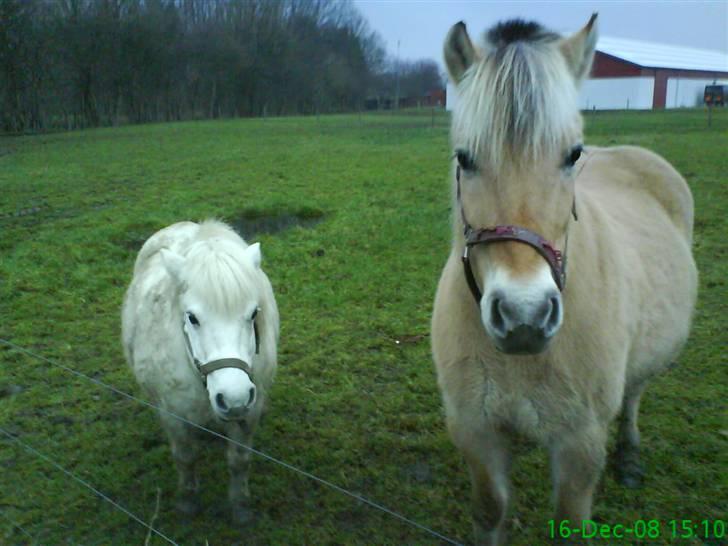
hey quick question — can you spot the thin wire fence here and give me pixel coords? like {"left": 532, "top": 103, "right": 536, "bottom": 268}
{"left": 0, "top": 425, "right": 179, "bottom": 545}
{"left": 0, "top": 507, "right": 36, "bottom": 543}
{"left": 0, "top": 338, "right": 463, "bottom": 546}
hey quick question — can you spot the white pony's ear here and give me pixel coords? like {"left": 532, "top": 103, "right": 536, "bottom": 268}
{"left": 245, "top": 242, "right": 262, "bottom": 269}
{"left": 444, "top": 21, "right": 478, "bottom": 83}
{"left": 559, "top": 13, "right": 598, "bottom": 85}
{"left": 160, "top": 248, "right": 185, "bottom": 283}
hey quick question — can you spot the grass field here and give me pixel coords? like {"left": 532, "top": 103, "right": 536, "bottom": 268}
{"left": 1, "top": 108, "right": 726, "bottom": 545}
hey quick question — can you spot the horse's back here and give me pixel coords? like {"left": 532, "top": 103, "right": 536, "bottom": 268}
{"left": 578, "top": 145, "right": 697, "bottom": 383}
{"left": 123, "top": 222, "right": 197, "bottom": 390}
{"left": 133, "top": 221, "right": 199, "bottom": 276}
{"left": 581, "top": 145, "right": 694, "bottom": 242}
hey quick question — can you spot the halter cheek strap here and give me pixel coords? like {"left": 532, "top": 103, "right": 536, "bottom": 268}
{"left": 456, "top": 165, "right": 576, "bottom": 303}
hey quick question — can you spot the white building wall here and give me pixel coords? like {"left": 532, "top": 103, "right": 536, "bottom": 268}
{"left": 666, "top": 78, "right": 728, "bottom": 108}
{"left": 579, "top": 77, "right": 655, "bottom": 110}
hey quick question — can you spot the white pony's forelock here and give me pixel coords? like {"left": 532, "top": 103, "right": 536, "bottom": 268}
{"left": 182, "top": 233, "right": 260, "bottom": 315}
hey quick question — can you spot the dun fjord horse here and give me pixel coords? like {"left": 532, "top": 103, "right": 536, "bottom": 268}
{"left": 431, "top": 15, "right": 697, "bottom": 545}
{"left": 122, "top": 220, "right": 279, "bottom": 524}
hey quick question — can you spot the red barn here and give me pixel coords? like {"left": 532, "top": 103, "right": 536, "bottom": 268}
{"left": 447, "top": 37, "right": 728, "bottom": 111}
{"left": 583, "top": 37, "right": 728, "bottom": 109}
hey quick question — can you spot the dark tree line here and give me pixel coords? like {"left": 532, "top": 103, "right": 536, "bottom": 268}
{"left": 373, "top": 59, "right": 443, "bottom": 105}
{"left": 0, "top": 0, "right": 443, "bottom": 133}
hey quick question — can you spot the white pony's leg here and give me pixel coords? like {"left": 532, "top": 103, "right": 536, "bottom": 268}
{"left": 549, "top": 423, "right": 607, "bottom": 543}
{"left": 159, "top": 413, "right": 201, "bottom": 516}
{"left": 453, "top": 423, "right": 511, "bottom": 546}
{"left": 614, "top": 382, "right": 647, "bottom": 488}
{"left": 226, "top": 418, "right": 257, "bottom": 525}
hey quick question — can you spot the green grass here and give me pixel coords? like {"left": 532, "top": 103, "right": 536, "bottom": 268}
{"left": 0, "top": 108, "right": 726, "bottom": 545}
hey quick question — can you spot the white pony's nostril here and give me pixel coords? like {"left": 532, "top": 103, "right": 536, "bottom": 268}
{"left": 215, "top": 393, "right": 228, "bottom": 411}
{"left": 247, "top": 386, "right": 256, "bottom": 407}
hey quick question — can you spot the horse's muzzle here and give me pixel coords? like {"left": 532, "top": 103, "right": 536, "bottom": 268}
{"left": 492, "top": 324, "right": 552, "bottom": 354}
{"left": 485, "top": 290, "right": 561, "bottom": 354}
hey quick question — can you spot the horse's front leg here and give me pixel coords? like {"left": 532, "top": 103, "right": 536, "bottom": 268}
{"left": 452, "top": 421, "right": 512, "bottom": 546}
{"left": 549, "top": 423, "right": 607, "bottom": 544}
{"left": 225, "top": 417, "right": 258, "bottom": 525}
{"left": 160, "top": 413, "right": 201, "bottom": 516}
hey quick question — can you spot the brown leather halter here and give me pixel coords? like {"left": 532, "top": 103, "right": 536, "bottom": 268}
{"left": 456, "top": 165, "right": 576, "bottom": 303}
{"left": 182, "top": 313, "right": 260, "bottom": 386}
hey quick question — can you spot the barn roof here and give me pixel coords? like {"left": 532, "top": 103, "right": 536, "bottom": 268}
{"left": 596, "top": 37, "right": 728, "bottom": 73}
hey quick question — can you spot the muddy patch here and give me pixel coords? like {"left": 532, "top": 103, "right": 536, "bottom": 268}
{"left": 229, "top": 207, "right": 325, "bottom": 238}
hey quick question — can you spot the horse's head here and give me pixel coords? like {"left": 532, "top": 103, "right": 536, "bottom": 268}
{"left": 445, "top": 15, "right": 597, "bottom": 354}
{"left": 161, "top": 239, "right": 265, "bottom": 420}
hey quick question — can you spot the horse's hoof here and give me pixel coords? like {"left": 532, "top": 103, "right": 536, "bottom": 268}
{"left": 615, "top": 462, "right": 645, "bottom": 489}
{"left": 175, "top": 495, "right": 202, "bottom": 517}
{"left": 231, "top": 504, "right": 255, "bottom": 526}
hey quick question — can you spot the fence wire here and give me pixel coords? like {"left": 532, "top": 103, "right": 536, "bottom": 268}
{"left": 0, "top": 425, "right": 179, "bottom": 546}
{"left": 0, "top": 507, "right": 36, "bottom": 542}
{"left": 0, "top": 338, "right": 463, "bottom": 546}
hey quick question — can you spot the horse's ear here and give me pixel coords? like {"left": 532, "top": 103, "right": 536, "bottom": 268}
{"left": 160, "top": 248, "right": 185, "bottom": 283}
{"left": 558, "top": 13, "right": 598, "bottom": 85}
{"left": 245, "top": 242, "right": 262, "bottom": 269}
{"left": 444, "top": 21, "right": 477, "bottom": 83}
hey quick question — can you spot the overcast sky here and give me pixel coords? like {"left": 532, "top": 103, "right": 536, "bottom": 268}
{"left": 354, "top": 1, "right": 728, "bottom": 67}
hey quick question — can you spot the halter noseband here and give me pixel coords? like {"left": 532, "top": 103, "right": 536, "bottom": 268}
{"left": 182, "top": 313, "right": 260, "bottom": 386}
{"left": 456, "top": 165, "right": 576, "bottom": 303}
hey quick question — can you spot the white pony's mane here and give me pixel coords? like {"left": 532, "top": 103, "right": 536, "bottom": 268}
{"left": 183, "top": 221, "right": 261, "bottom": 315}
{"left": 452, "top": 21, "right": 581, "bottom": 171}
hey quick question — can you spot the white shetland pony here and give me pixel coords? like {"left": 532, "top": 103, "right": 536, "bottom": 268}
{"left": 432, "top": 15, "right": 697, "bottom": 545}
{"left": 121, "top": 219, "right": 279, "bottom": 524}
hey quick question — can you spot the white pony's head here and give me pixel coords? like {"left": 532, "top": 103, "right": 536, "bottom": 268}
{"left": 161, "top": 230, "right": 266, "bottom": 421}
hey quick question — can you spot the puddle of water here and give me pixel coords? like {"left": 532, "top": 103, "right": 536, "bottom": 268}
{"left": 230, "top": 209, "right": 325, "bottom": 238}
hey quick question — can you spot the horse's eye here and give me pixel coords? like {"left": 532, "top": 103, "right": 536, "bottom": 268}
{"left": 564, "top": 145, "right": 583, "bottom": 168}
{"left": 455, "top": 149, "right": 476, "bottom": 171}
{"left": 187, "top": 312, "right": 200, "bottom": 326}
{"left": 250, "top": 308, "right": 259, "bottom": 321}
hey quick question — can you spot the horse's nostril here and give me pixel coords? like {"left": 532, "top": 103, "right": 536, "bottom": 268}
{"left": 546, "top": 296, "right": 561, "bottom": 332}
{"left": 247, "top": 386, "right": 256, "bottom": 407}
{"left": 491, "top": 298, "right": 505, "bottom": 334}
{"left": 215, "top": 393, "right": 228, "bottom": 411}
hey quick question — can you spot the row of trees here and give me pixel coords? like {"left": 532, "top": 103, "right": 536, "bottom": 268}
{"left": 0, "top": 0, "right": 443, "bottom": 133}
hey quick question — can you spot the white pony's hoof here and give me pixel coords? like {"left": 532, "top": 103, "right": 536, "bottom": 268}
{"left": 175, "top": 495, "right": 201, "bottom": 517}
{"left": 231, "top": 504, "right": 254, "bottom": 526}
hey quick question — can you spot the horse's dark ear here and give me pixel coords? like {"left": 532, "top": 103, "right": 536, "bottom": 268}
{"left": 558, "top": 13, "right": 598, "bottom": 85}
{"left": 444, "top": 21, "right": 478, "bottom": 83}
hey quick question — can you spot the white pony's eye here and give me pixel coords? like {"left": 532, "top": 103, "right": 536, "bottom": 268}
{"left": 186, "top": 312, "right": 200, "bottom": 326}
{"left": 250, "top": 308, "right": 259, "bottom": 321}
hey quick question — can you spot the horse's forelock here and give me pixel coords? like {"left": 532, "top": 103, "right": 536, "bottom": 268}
{"left": 453, "top": 26, "right": 580, "bottom": 173}
{"left": 183, "top": 239, "right": 260, "bottom": 315}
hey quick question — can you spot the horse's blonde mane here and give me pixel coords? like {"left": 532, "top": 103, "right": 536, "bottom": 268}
{"left": 182, "top": 221, "right": 262, "bottom": 315}
{"left": 452, "top": 27, "right": 581, "bottom": 172}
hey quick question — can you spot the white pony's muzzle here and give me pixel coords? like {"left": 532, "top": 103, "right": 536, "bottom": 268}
{"left": 207, "top": 367, "right": 256, "bottom": 421}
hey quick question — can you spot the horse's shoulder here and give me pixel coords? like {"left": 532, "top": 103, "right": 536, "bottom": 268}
{"left": 583, "top": 145, "right": 694, "bottom": 241}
